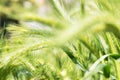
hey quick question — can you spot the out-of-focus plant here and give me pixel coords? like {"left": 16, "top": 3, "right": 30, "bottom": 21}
{"left": 1, "top": 0, "right": 120, "bottom": 80}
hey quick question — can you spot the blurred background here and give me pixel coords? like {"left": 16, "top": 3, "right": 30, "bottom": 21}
{"left": 1, "top": 0, "right": 120, "bottom": 80}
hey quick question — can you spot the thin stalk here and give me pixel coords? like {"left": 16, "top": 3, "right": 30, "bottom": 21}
{"left": 79, "top": 0, "right": 85, "bottom": 15}
{"left": 51, "top": 0, "right": 71, "bottom": 22}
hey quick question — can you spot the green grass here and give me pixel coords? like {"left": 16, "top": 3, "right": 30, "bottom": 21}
{"left": 1, "top": 0, "right": 120, "bottom": 80}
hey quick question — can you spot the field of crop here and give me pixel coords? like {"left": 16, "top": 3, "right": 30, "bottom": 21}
{"left": 0, "top": 0, "right": 120, "bottom": 80}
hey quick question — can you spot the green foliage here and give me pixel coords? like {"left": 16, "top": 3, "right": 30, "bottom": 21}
{"left": 1, "top": 0, "right": 120, "bottom": 80}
